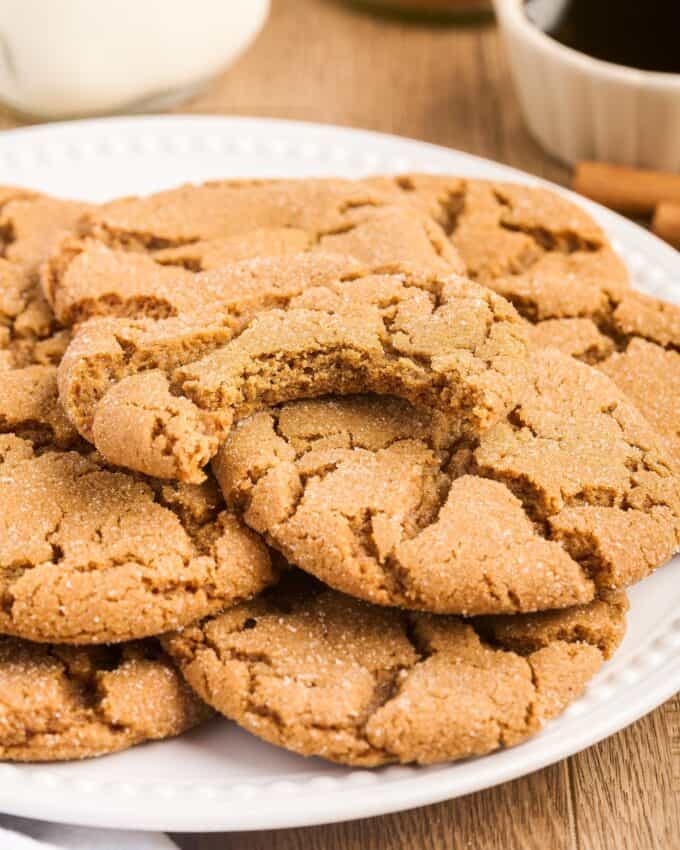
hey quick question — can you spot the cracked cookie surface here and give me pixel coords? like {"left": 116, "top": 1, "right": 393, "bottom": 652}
{"left": 375, "top": 176, "right": 679, "bottom": 461}
{"left": 599, "top": 339, "right": 680, "bottom": 464}
{"left": 163, "top": 573, "right": 627, "bottom": 766}
{"left": 0, "top": 637, "right": 211, "bottom": 761}
{"left": 0, "top": 432, "right": 276, "bottom": 644}
{"left": 42, "top": 182, "right": 462, "bottom": 323}
{"left": 44, "top": 174, "right": 628, "bottom": 330}
{"left": 59, "top": 261, "right": 528, "bottom": 483}
{"left": 370, "top": 174, "right": 630, "bottom": 321}
{"left": 0, "top": 190, "right": 91, "bottom": 369}
{"left": 49, "top": 174, "right": 679, "bottom": 466}
{"left": 72, "top": 178, "right": 407, "bottom": 248}
{"left": 0, "top": 364, "right": 82, "bottom": 450}
{"left": 524, "top": 291, "right": 680, "bottom": 461}
{"left": 56, "top": 252, "right": 364, "bottom": 443}
{"left": 214, "top": 348, "right": 680, "bottom": 615}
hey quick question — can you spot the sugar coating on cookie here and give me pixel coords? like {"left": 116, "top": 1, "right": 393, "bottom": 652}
{"left": 214, "top": 349, "right": 679, "bottom": 615}
{"left": 599, "top": 339, "right": 680, "bottom": 464}
{"left": 523, "top": 291, "right": 680, "bottom": 461}
{"left": 526, "top": 317, "right": 615, "bottom": 364}
{"left": 56, "top": 251, "right": 364, "bottom": 431}
{"left": 611, "top": 289, "right": 680, "bottom": 347}
{"left": 370, "top": 174, "right": 630, "bottom": 320}
{"left": 163, "top": 574, "right": 627, "bottom": 766}
{"left": 81, "top": 179, "right": 401, "bottom": 246}
{"left": 0, "top": 364, "right": 81, "bottom": 449}
{"left": 42, "top": 181, "right": 462, "bottom": 323}
{"left": 0, "top": 191, "right": 91, "bottom": 369}
{"left": 0, "top": 637, "right": 211, "bottom": 761}
{"left": 69, "top": 178, "right": 460, "bottom": 259}
{"left": 379, "top": 177, "right": 679, "bottom": 462}
{"left": 0, "top": 433, "right": 276, "bottom": 644}
{"left": 601, "top": 289, "right": 680, "bottom": 462}
{"left": 59, "top": 260, "right": 528, "bottom": 483}
{"left": 0, "top": 256, "right": 71, "bottom": 369}
{"left": 523, "top": 291, "right": 680, "bottom": 363}
{"left": 1, "top": 195, "right": 90, "bottom": 273}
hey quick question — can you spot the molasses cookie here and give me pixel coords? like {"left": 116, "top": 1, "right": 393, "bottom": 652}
{"left": 370, "top": 174, "right": 630, "bottom": 320}
{"left": 42, "top": 182, "right": 462, "bottom": 323}
{"left": 163, "top": 573, "right": 627, "bottom": 766}
{"left": 0, "top": 432, "right": 276, "bottom": 644}
{"left": 0, "top": 637, "right": 211, "bottom": 762}
{"left": 214, "top": 349, "right": 679, "bottom": 615}
{"left": 58, "top": 261, "right": 528, "bottom": 483}
{"left": 1, "top": 191, "right": 91, "bottom": 369}
{"left": 526, "top": 291, "right": 680, "bottom": 462}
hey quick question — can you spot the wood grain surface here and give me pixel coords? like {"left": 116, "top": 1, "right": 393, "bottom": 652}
{"left": 3, "top": 2, "right": 678, "bottom": 847}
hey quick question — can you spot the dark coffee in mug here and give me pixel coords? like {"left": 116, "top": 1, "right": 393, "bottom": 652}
{"left": 524, "top": 0, "right": 680, "bottom": 74}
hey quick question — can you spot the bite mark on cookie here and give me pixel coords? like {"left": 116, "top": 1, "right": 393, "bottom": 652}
{"left": 214, "top": 350, "right": 679, "bottom": 615}
{"left": 60, "top": 262, "right": 528, "bottom": 483}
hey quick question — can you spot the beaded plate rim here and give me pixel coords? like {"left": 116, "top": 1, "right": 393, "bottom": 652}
{"left": 0, "top": 115, "right": 677, "bottom": 832}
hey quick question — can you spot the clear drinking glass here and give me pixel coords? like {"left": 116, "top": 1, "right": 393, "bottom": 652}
{"left": 0, "top": 0, "right": 269, "bottom": 121}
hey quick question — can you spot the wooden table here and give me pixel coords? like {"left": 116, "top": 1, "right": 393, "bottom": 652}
{"left": 4, "top": 2, "right": 678, "bottom": 847}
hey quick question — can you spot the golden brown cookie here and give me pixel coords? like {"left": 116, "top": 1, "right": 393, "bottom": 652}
{"left": 50, "top": 247, "right": 365, "bottom": 331}
{"left": 599, "top": 339, "right": 680, "bottom": 464}
{"left": 524, "top": 290, "right": 680, "bottom": 361}
{"left": 54, "top": 251, "right": 366, "bottom": 447}
{"left": 44, "top": 174, "right": 627, "bottom": 329}
{"left": 0, "top": 185, "right": 38, "bottom": 208}
{"left": 59, "top": 261, "right": 528, "bottom": 483}
{"left": 1, "top": 194, "right": 91, "bottom": 273}
{"left": 610, "top": 288, "right": 680, "bottom": 347}
{"left": 523, "top": 290, "right": 680, "bottom": 461}
{"left": 0, "top": 364, "right": 81, "bottom": 449}
{"left": 0, "top": 637, "right": 211, "bottom": 762}
{"left": 0, "top": 191, "right": 91, "bottom": 369}
{"left": 605, "top": 290, "right": 680, "bottom": 439}
{"left": 386, "top": 177, "right": 679, "bottom": 463}
{"left": 526, "top": 317, "right": 615, "bottom": 364}
{"left": 163, "top": 573, "right": 627, "bottom": 767}
{"left": 370, "top": 174, "right": 631, "bottom": 321}
{"left": 214, "top": 348, "right": 680, "bottom": 615}
{"left": 79, "top": 178, "right": 396, "bottom": 247}
{"left": 42, "top": 182, "right": 462, "bottom": 323}
{"left": 0, "top": 432, "right": 276, "bottom": 644}
{"left": 0, "top": 341, "right": 278, "bottom": 645}
{"left": 0, "top": 256, "right": 71, "bottom": 369}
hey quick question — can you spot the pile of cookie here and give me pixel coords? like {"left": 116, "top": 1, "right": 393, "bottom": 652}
{"left": 1, "top": 176, "right": 678, "bottom": 766}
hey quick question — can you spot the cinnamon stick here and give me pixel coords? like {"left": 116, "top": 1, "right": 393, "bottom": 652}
{"left": 573, "top": 161, "right": 680, "bottom": 216}
{"left": 652, "top": 202, "right": 680, "bottom": 249}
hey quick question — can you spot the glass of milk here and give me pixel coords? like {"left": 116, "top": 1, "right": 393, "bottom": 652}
{"left": 0, "top": 0, "right": 270, "bottom": 120}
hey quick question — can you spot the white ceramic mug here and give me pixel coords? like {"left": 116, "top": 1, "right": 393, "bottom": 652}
{"left": 494, "top": 0, "right": 680, "bottom": 170}
{"left": 0, "top": 0, "right": 270, "bottom": 120}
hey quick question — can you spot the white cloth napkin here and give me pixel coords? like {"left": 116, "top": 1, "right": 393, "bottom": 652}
{"left": 0, "top": 817, "right": 180, "bottom": 850}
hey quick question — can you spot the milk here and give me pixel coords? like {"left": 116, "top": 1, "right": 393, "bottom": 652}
{"left": 0, "top": 0, "right": 270, "bottom": 119}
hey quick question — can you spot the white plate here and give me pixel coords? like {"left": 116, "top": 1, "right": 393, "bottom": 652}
{"left": 0, "top": 116, "right": 678, "bottom": 833}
